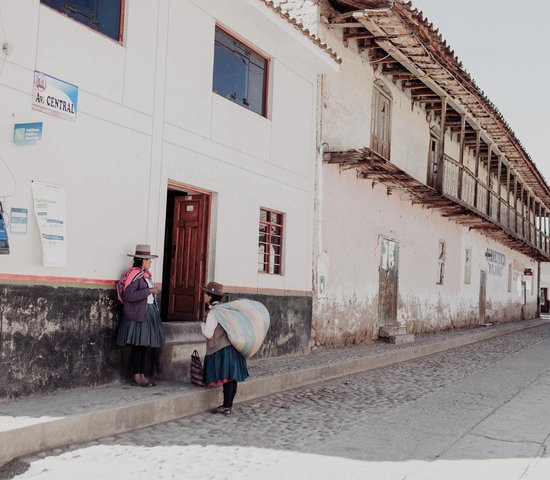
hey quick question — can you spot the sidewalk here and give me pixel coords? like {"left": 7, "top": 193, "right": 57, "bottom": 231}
{"left": 1, "top": 317, "right": 548, "bottom": 467}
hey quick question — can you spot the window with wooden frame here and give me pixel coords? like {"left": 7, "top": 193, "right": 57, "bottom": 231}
{"left": 213, "top": 26, "right": 269, "bottom": 117}
{"left": 371, "top": 81, "right": 392, "bottom": 159}
{"left": 41, "top": 0, "right": 124, "bottom": 42}
{"left": 258, "top": 209, "right": 283, "bottom": 275}
{"left": 436, "top": 240, "right": 446, "bottom": 285}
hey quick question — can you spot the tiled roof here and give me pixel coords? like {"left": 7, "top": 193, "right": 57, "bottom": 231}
{"left": 260, "top": 0, "right": 342, "bottom": 64}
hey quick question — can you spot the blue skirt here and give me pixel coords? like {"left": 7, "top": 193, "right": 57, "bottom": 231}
{"left": 116, "top": 304, "right": 165, "bottom": 348}
{"left": 203, "top": 345, "right": 249, "bottom": 385}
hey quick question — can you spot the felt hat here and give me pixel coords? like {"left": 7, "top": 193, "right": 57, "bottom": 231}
{"left": 127, "top": 244, "right": 158, "bottom": 259}
{"left": 201, "top": 281, "right": 224, "bottom": 296}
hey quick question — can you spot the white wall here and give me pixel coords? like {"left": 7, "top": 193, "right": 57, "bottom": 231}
{"left": 0, "top": 0, "right": 334, "bottom": 295}
{"left": 312, "top": 18, "right": 539, "bottom": 344}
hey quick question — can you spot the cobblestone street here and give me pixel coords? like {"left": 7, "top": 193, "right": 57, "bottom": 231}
{"left": 6, "top": 324, "right": 550, "bottom": 480}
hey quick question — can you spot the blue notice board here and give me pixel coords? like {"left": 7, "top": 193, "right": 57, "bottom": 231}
{"left": 13, "top": 122, "right": 43, "bottom": 145}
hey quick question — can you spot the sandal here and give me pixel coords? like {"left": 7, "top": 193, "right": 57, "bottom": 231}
{"left": 131, "top": 379, "right": 141, "bottom": 387}
{"left": 140, "top": 380, "right": 156, "bottom": 387}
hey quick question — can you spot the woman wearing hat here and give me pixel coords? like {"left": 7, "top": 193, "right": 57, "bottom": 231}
{"left": 116, "top": 244, "right": 165, "bottom": 387}
{"left": 201, "top": 281, "right": 249, "bottom": 414}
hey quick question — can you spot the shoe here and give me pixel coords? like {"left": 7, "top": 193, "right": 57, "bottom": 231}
{"left": 131, "top": 379, "right": 141, "bottom": 387}
{"left": 210, "top": 406, "right": 231, "bottom": 415}
{"left": 140, "top": 380, "right": 156, "bottom": 387}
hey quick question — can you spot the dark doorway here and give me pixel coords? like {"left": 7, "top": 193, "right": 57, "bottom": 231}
{"left": 379, "top": 238, "right": 399, "bottom": 327}
{"left": 479, "top": 270, "right": 487, "bottom": 324}
{"left": 161, "top": 188, "right": 210, "bottom": 321}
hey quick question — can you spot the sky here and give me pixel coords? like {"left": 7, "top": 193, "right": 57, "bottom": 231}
{"left": 410, "top": 0, "right": 550, "bottom": 181}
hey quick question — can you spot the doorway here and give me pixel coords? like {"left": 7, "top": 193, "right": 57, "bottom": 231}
{"left": 161, "top": 188, "right": 210, "bottom": 322}
{"left": 379, "top": 238, "right": 399, "bottom": 327}
{"left": 479, "top": 270, "right": 487, "bottom": 324}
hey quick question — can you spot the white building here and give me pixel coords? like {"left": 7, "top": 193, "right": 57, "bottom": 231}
{"left": 0, "top": 0, "right": 339, "bottom": 398}
{"left": 283, "top": 0, "right": 550, "bottom": 345}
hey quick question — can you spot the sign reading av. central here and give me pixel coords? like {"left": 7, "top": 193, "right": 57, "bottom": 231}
{"left": 32, "top": 71, "right": 78, "bottom": 121}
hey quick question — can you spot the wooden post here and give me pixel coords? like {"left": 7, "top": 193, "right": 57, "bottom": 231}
{"left": 523, "top": 190, "right": 533, "bottom": 242}
{"left": 513, "top": 175, "right": 518, "bottom": 232}
{"left": 458, "top": 114, "right": 466, "bottom": 201}
{"left": 437, "top": 97, "right": 448, "bottom": 193}
{"left": 496, "top": 155, "right": 502, "bottom": 223}
{"left": 486, "top": 146, "right": 492, "bottom": 216}
{"left": 520, "top": 185, "right": 525, "bottom": 239}
{"left": 474, "top": 131, "right": 481, "bottom": 209}
{"left": 535, "top": 202, "right": 543, "bottom": 250}
{"left": 506, "top": 164, "right": 511, "bottom": 229}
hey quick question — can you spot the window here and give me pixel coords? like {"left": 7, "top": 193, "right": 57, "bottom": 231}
{"left": 213, "top": 27, "right": 268, "bottom": 117}
{"left": 258, "top": 209, "right": 283, "bottom": 274}
{"left": 41, "top": 0, "right": 123, "bottom": 42}
{"left": 436, "top": 240, "right": 446, "bottom": 285}
{"left": 371, "top": 81, "right": 392, "bottom": 159}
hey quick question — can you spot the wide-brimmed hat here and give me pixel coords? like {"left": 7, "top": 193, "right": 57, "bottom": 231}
{"left": 201, "top": 281, "right": 224, "bottom": 296}
{"left": 127, "top": 244, "right": 158, "bottom": 259}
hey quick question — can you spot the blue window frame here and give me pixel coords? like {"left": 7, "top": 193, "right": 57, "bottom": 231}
{"left": 41, "top": 0, "right": 123, "bottom": 42}
{"left": 213, "top": 27, "right": 268, "bottom": 117}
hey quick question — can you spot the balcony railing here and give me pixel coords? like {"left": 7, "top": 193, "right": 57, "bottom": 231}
{"left": 441, "top": 154, "right": 549, "bottom": 256}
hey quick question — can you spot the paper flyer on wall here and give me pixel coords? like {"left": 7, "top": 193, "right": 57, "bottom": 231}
{"left": 31, "top": 181, "right": 67, "bottom": 267}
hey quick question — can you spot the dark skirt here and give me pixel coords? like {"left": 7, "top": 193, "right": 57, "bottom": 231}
{"left": 116, "top": 303, "right": 165, "bottom": 348}
{"left": 203, "top": 345, "right": 249, "bottom": 385}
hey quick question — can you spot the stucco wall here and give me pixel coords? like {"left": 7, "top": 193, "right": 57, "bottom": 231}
{"left": 314, "top": 166, "right": 538, "bottom": 345}
{"left": 312, "top": 14, "right": 539, "bottom": 344}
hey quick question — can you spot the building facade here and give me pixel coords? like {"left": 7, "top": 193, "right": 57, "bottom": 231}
{"left": 281, "top": 0, "right": 550, "bottom": 345}
{"left": 0, "top": 0, "right": 339, "bottom": 398}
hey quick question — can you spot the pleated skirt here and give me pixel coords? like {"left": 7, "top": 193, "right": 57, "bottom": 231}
{"left": 203, "top": 345, "right": 249, "bottom": 385}
{"left": 116, "top": 304, "right": 165, "bottom": 348}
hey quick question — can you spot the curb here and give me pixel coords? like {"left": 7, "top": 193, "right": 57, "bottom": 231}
{"left": 1, "top": 318, "right": 548, "bottom": 467}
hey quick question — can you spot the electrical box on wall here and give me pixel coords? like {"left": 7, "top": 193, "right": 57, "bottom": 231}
{"left": 0, "top": 203, "right": 10, "bottom": 254}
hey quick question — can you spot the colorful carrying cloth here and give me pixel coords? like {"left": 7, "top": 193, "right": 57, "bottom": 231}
{"left": 209, "top": 299, "right": 270, "bottom": 358}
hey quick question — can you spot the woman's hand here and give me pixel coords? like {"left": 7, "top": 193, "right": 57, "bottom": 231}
{"left": 149, "top": 286, "right": 161, "bottom": 295}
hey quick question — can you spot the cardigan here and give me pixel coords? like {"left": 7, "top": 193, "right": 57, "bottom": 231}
{"left": 123, "top": 276, "right": 151, "bottom": 322}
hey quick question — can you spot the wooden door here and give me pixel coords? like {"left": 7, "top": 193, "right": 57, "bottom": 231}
{"left": 541, "top": 288, "right": 549, "bottom": 314}
{"left": 167, "top": 194, "right": 208, "bottom": 321}
{"left": 379, "top": 238, "right": 399, "bottom": 326}
{"left": 479, "top": 270, "right": 487, "bottom": 324}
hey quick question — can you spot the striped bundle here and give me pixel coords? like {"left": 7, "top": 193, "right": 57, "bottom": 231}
{"left": 209, "top": 299, "right": 270, "bottom": 358}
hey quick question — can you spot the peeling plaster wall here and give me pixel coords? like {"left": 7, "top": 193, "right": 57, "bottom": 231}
{"left": 309, "top": 6, "right": 539, "bottom": 346}
{"left": 314, "top": 166, "right": 539, "bottom": 346}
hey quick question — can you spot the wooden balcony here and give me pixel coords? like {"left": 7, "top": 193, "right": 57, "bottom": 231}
{"left": 325, "top": 147, "right": 550, "bottom": 261}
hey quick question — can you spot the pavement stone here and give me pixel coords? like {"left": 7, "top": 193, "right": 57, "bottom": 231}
{"left": 1, "top": 318, "right": 550, "bottom": 478}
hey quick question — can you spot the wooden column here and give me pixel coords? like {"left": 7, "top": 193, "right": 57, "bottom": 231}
{"left": 506, "top": 165, "right": 511, "bottom": 229}
{"left": 437, "top": 97, "right": 448, "bottom": 193}
{"left": 496, "top": 155, "right": 502, "bottom": 223}
{"left": 520, "top": 185, "right": 525, "bottom": 239}
{"left": 535, "top": 202, "right": 543, "bottom": 250}
{"left": 473, "top": 130, "right": 481, "bottom": 209}
{"left": 486, "top": 146, "right": 492, "bottom": 216}
{"left": 457, "top": 114, "right": 466, "bottom": 201}
{"left": 513, "top": 175, "right": 518, "bottom": 232}
{"left": 523, "top": 190, "right": 532, "bottom": 242}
